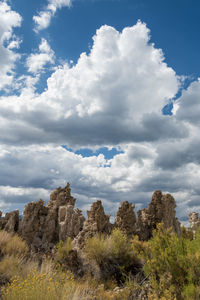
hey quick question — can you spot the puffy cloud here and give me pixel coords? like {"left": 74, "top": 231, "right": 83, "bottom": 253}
{"left": 33, "top": 0, "right": 72, "bottom": 32}
{"left": 0, "top": 22, "right": 182, "bottom": 147}
{"left": 26, "top": 38, "right": 55, "bottom": 74}
{"left": 0, "top": 1, "right": 22, "bottom": 90}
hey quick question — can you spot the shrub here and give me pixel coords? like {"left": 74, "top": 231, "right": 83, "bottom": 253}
{"left": 84, "top": 234, "right": 108, "bottom": 264}
{"left": 1, "top": 270, "right": 75, "bottom": 300}
{"left": 132, "top": 223, "right": 200, "bottom": 299}
{"left": 85, "top": 229, "right": 142, "bottom": 282}
{"left": 2, "top": 235, "right": 28, "bottom": 257}
{"left": 85, "top": 229, "right": 135, "bottom": 265}
{"left": 55, "top": 238, "right": 72, "bottom": 263}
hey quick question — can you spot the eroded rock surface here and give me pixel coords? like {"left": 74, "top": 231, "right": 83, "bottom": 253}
{"left": 1, "top": 185, "right": 185, "bottom": 252}
{"left": 47, "top": 183, "right": 76, "bottom": 209}
{"left": 136, "top": 190, "right": 181, "bottom": 240}
{"left": 115, "top": 201, "right": 136, "bottom": 236}
{"left": 189, "top": 212, "right": 200, "bottom": 232}
{"left": 58, "top": 205, "right": 85, "bottom": 241}
{"left": 3, "top": 210, "right": 19, "bottom": 233}
{"left": 19, "top": 183, "right": 84, "bottom": 251}
{"left": 73, "top": 200, "right": 112, "bottom": 249}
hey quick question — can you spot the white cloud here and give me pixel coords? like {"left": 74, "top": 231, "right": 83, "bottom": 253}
{"left": 0, "top": 22, "right": 182, "bottom": 147}
{"left": 26, "top": 38, "right": 55, "bottom": 74}
{"left": 0, "top": 1, "right": 22, "bottom": 90}
{"left": 33, "top": 0, "right": 72, "bottom": 32}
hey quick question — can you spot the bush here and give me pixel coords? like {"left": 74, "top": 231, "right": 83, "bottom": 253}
{"left": 1, "top": 270, "right": 75, "bottom": 300}
{"left": 132, "top": 223, "right": 200, "bottom": 299}
{"left": 55, "top": 238, "right": 72, "bottom": 263}
{"left": 85, "top": 229, "right": 142, "bottom": 282}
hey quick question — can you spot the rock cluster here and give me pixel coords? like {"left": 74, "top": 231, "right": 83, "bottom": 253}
{"left": 18, "top": 183, "right": 85, "bottom": 251}
{"left": 3, "top": 210, "right": 19, "bottom": 233}
{"left": 73, "top": 200, "right": 112, "bottom": 249}
{"left": 136, "top": 190, "right": 181, "bottom": 240}
{"left": 0, "top": 184, "right": 196, "bottom": 252}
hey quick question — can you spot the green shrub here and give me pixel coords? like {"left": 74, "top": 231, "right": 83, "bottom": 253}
{"left": 132, "top": 223, "right": 200, "bottom": 299}
{"left": 85, "top": 229, "right": 134, "bottom": 265}
{"left": 85, "top": 229, "right": 141, "bottom": 282}
{"left": 54, "top": 238, "right": 73, "bottom": 269}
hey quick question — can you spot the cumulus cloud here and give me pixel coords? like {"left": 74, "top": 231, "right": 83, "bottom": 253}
{"left": 26, "top": 38, "right": 55, "bottom": 74}
{"left": 0, "top": 1, "right": 22, "bottom": 90}
{"left": 0, "top": 22, "right": 183, "bottom": 147}
{"left": 33, "top": 0, "right": 72, "bottom": 32}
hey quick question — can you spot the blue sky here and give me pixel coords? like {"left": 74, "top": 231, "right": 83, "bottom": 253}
{"left": 1, "top": 0, "right": 200, "bottom": 223}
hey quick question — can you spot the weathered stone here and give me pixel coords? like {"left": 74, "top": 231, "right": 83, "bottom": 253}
{"left": 189, "top": 212, "right": 200, "bottom": 231}
{"left": 73, "top": 200, "right": 112, "bottom": 249}
{"left": 20, "top": 200, "right": 53, "bottom": 250}
{"left": 115, "top": 201, "right": 136, "bottom": 236}
{"left": 58, "top": 205, "right": 85, "bottom": 241}
{"left": 136, "top": 190, "right": 181, "bottom": 240}
{"left": 6, "top": 184, "right": 183, "bottom": 253}
{"left": 3, "top": 210, "right": 19, "bottom": 233}
{"left": 19, "top": 183, "right": 84, "bottom": 251}
{"left": 47, "top": 183, "right": 75, "bottom": 209}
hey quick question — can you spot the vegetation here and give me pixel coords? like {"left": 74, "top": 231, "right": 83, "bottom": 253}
{"left": 1, "top": 226, "right": 200, "bottom": 299}
{"left": 132, "top": 223, "right": 200, "bottom": 299}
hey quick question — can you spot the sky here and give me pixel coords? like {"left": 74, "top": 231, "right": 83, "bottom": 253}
{"left": 0, "top": 0, "right": 200, "bottom": 223}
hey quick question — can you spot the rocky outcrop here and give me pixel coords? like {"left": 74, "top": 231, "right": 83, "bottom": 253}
{"left": 19, "top": 183, "right": 84, "bottom": 251}
{"left": 115, "top": 201, "right": 136, "bottom": 236}
{"left": 19, "top": 200, "right": 54, "bottom": 251}
{"left": 136, "top": 190, "right": 181, "bottom": 240}
{"left": 1, "top": 185, "right": 185, "bottom": 251}
{"left": 47, "top": 183, "right": 76, "bottom": 209}
{"left": 3, "top": 210, "right": 19, "bottom": 233}
{"left": 73, "top": 200, "right": 112, "bottom": 249}
{"left": 189, "top": 212, "right": 200, "bottom": 232}
{"left": 58, "top": 206, "right": 85, "bottom": 241}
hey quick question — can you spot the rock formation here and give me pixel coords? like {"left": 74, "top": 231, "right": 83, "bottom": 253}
{"left": 3, "top": 210, "right": 19, "bottom": 233}
{"left": 58, "top": 206, "right": 85, "bottom": 241}
{"left": 19, "top": 183, "right": 84, "bottom": 251}
{"left": 189, "top": 212, "right": 200, "bottom": 232}
{"left": 0, "top": 185, "right": 189, "bottom": 252}
{"left": 115, "top": 201, "right": 136, "bottom": 236}
{"left": 73, "top": 200, "right": 112, "bottom": 249}
{"left": 136, "top": 190, "right": 181, "bottom": 240}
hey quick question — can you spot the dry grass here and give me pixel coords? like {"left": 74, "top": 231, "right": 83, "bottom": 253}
{"left": 0, "top": 231, "right": 12, "bottom": 250}
{"left": 0, "top": 256, "right": 24, "bottom": 278}
{"left": 1, "top": 272, "right": 132, "bottom": 300}
{"left": 2, "top": 235, "right": 28, "bottom": 257}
